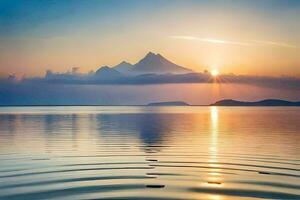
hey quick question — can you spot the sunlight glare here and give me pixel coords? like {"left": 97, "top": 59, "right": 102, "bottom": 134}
{"left": 211, "top": 69, "right": 219, "bottom": 77}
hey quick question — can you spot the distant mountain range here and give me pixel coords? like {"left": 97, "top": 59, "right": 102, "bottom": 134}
{"left": 211, "top": 99, "right": 300, "bottom": 106}
{"left": 43, "top": 52, "right": 300, "bottom": 92}
{"left": 97, "top": 52, "right": 193, "bottom": 76}
{"left": 45, "top": 52, "right": 195, "bottom": 82}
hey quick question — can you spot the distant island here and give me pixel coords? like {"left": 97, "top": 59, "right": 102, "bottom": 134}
{"left": 211, "top": 99, "right": 300, "bottom": 106}
{"left": 2, "top": 99, "right": 299, "bottom": 107}
{"left": 147, "top": 99, "right": 300, "bottom": 106}
{"left": 147, "top": 101, "right": 190, "bottom": 106}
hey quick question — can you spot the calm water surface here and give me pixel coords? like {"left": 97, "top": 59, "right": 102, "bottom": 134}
{"left": 0, "top": 106, "right": 299, "bottom": 200}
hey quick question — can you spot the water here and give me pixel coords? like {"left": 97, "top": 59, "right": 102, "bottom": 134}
{"left": 0, "top": 106, "right": 299, "bottom": 200}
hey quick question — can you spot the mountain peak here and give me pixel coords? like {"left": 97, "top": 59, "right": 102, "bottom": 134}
{"left": 141, "top": 52, "right": 173, "bottom": 64}
{"left": 119, "top": 61, "right": 131, "bottom": 65}
{"left": 146, "top": 51, "right": 156, "bottom": 56}
{"left": 145, "top": 51, "right": 168, "bottom": 58}
{"left": 130, "top": 52, "right": 193, "bottom": 75}
{"left": 112, "top": 52, "right": 193, "bottom": 75}
{"left": 113, "top": 61, "right": 133, "bottom": 74}
{"left": 95, "top": 66, "right": 122, "bottom": 79}
{"left": 99, "top": 65, "right": 110, "bottom": 70}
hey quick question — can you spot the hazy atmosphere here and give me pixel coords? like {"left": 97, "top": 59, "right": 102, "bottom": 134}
{"left": 1, "top": 0, "right": 300, "bottom": 105}
{"left": 0, "top": 0, "right": 299, "bottom": 77}
{"left": 0, "top": 1, "right": 300, "bottom": 200}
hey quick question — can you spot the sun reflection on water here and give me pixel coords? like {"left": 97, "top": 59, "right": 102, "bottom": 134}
{"left": 210, "top": 106, "right": 219, "bottom": 158}
{"left": 207, "top": 106, "right": 223, "bottom": 200}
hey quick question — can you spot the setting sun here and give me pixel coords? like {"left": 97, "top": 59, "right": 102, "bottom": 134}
{"left": 211, "top": 69, "right": 219, "bottom": 77}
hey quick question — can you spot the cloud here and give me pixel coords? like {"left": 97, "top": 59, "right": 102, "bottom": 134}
{"left": 0, "top": 73, "right": 299, "bottom": 106}
{"left": 169, "top": 36, "right": 252, "bottom": 46}
{"left": 251, "top": 40, "right": 297, "bottom": 48}
{"left": 170, "top": 35, "right": 297, "bottom": 48}
{"left": 2, "top": 69, "right": 300, "bottom": 91}
{"left": 1, "top": 67, "right": 299, "bottom": 106}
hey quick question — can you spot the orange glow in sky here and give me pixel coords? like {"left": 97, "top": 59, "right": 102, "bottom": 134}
{"left": 0, "top": 1, "right": 299, "bottom": 77}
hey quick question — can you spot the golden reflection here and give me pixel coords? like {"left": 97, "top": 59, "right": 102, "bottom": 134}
{"left": 207, "top": 106, "right": 223, "bottom": 199}
{"left": 208, "top": 194, "right": 223, "bottom": 200}
{"left": 210, "top": 106, "right": 218, "bottom": 156}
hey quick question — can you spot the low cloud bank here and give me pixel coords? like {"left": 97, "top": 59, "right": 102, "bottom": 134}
{"left": 1, "top": 70, "right": 299, "bottom": 105}
{"left": 11, "top": 70, "right": 300, "bottom": 91}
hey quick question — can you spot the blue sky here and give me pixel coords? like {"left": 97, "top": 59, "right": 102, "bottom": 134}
{"left": 1, "top": 0, "right": 299, "bottom": 38}
{"left": 0, "top": 0, "right": 163, "bottom": 37}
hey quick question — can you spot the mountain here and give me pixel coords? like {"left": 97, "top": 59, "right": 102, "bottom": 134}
{"left": 147, "top": 101, "right": 190, "bottom": 106}
{"left": 114, "top": 52, "right": 193, "bottom": 75}
{"left": 94, "top": 66, "right": 123, "bottom": 79}
{"left": 211, "top": 99, "right": 300, "bottom": 106}
{"left": 113, "top": 61, "right": 133, "bottom": 74}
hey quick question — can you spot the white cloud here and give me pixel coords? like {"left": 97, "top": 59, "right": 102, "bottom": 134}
{"left": 251, "top": 40, "right": 297, "bottom": 48}
{"left": 169, "top": 35, "right": 296, "bottom": 48}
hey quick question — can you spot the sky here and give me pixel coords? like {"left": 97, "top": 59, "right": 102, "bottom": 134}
{"left": 0, "top": 0, "right": 300, "bottom": 105}
{"left": 0, "top": 0, "right": 300, "bottom": 78}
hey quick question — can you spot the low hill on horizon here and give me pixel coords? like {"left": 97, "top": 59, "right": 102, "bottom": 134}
{"left": 211, "top": 99, "right": 300, "bottom": 106}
